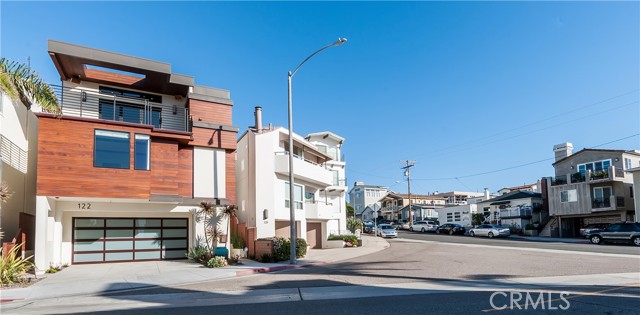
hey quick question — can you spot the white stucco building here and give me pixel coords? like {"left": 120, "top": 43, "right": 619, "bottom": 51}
{"left": 236, "top": 107, "right": 347, "bottom": 249}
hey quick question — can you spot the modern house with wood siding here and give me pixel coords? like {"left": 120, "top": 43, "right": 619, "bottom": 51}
{"left": 546, "top": 142, "right": 640, "bottom": 237}
{"left": 33, "top": 40, "right": 237, "bottom": 271}
{"left": 235, "top": 107, "right": 347, "bottom": 249}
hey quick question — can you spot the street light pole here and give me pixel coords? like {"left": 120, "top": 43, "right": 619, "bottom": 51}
{"left": 288, "top": 38, "right": 347, "bottom": 264}
{"left": 401, "top": 160, "right": 415, "bottom": 226}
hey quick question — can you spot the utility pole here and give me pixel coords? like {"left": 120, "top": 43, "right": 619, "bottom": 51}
{"left": 401, "top": 160, "right": 415, "bottom": 227}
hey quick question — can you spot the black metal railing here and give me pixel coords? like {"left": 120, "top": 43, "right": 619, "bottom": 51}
{"left": 551, "top": 176, "right": 567, "bottom": 186}
{"left": 592, "top": 198, "right": 611, "bottom": 209}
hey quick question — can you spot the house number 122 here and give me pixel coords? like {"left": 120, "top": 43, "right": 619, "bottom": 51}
{"left": 78, "top": 203, "right": 91, "bottom": 209}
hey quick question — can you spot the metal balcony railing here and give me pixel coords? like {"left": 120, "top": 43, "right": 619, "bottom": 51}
{"left": 0, "top": 135, "right": 28, "bottom": 173}
{"left": 52, "top": 85, "right": 191, "bottom": 132}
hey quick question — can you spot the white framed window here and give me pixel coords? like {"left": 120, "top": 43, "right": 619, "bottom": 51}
{"left": 560, "top": 189, "right": 577, "bottom": 203}
{"left": 624, "top": 158, "right": 632, "bottom": 170}
{"left": 447, "top": 213, "right": 453, "bottom": 221}
{"left": 454, "top": 212, "right": 461, "bottom": 221}
{"left": 285, "top": 182, "right": 303, "bottom": 209}
{"left": 134, "top": 134, "right": 150, "bottom": 170}
{"left": 592, "top": 186, "right": 612, "bottom": 203}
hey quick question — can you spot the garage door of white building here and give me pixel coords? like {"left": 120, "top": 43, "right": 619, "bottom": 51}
{"left": 72, "top": 218, "right": 188, "bottom": 264}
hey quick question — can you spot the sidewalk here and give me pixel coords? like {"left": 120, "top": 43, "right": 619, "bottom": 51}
{"left": 509, "top": 235, "right": 590, "bottom": 244}
{"left": 0, "top": 235, "right": 389, "bottom": 302}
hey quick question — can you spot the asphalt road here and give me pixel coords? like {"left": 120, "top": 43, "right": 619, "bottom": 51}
{"left": 395, "top": 230, "right": 640, "bottom": 255}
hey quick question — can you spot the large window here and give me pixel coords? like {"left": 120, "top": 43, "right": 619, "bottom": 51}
{"left": 94, "top": 130, "right": 130, "bottom": 169}
{"left": 134, "top": 134, "right": 150, "bottom": 170}
{"left": 285, "top": 183, "right": 303, "bottom": 209}
{"left": 577, "top": 159, "right": 611, "bottom": 175}
{"left": 593, "top": 187, "right": 612, "bottom": 206}
{"left": 560, "top": 190, "right": 577, "bottom": 203}
{"left": 624, "top": 158, "right": 632, "bottom": 170}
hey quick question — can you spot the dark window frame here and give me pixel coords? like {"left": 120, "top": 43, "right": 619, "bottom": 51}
{"left": 93, "top": 129, "right": 131, "bottom": 169}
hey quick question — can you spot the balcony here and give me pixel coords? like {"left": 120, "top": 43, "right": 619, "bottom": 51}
{"left": 592, "top": 195, "right": 625, "bottom": 211}
{"left": 305, "top": 201, "right": 340, "bottom": 220}
{"left": 53, "top": 85, "right": 190, "bottom": 132}
{"left": 551, "top": 166, "right": 625, "bottom": 186}
{"left": 499, "top": 206, "right": 533, "bottom": 219}
{"left": 274, "top": 153, "right": 333, "bottom": 187}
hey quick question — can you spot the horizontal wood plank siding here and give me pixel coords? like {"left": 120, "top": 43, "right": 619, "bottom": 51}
{"left": 225, "top": 151, "right": 236, "bottom": 204}
{"left": 189, "top": 128, "right": 237, "bottom": 150}
{"left": 189, "top": 99, "right": 232, "bottom": 125}
{"left": 37, "top": 117, "right": 191, "bottom": 199}
{"left": 178, "top": 146, "right": 193, "bottom": 198}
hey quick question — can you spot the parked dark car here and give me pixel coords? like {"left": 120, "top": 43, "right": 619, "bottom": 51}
{"left": 588, "top": 222, "right": 640, "bottom": 246}
{"left": 580, "top": 223, "right": 610, "bottom": 237}
{"left": 436, "top": 223, "right": 466, "bottom": 235}
{"left": 363, "top": 221, "right": 375, "bottom": 234}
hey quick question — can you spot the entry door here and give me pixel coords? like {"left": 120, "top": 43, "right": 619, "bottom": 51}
{"left": 73, "top": 218, "right": 188, "bottom": 264}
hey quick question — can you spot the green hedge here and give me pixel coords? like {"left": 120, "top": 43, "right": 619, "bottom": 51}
{"left": 328, "top": 234, "right": 358, "bottom": 244}
{"left": 259, "top": 237, "right": 307, "bottom": 262}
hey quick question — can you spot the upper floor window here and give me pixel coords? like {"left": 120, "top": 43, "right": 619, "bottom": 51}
{"left": 99, "top": 100, "right": 161, "bottom": 128}
{"left": 560, "top": 189, "right": 577, "bottom": 203}
{"left": 577, "top": 159, "right": 611, "bottom": 175}
{"left": 94, "top": 130, "right": 130, "bottom": 169}
{"left": 624, "top": 158, "right": 632, "bottom": 170}
{"left": 285, "top": 182, "right": 303, "bottom": 210}
{"left": 134, "top": 134, "right": 150, "bottom": 170}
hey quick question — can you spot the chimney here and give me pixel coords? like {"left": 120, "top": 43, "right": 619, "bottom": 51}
{"left": 484, "top": 188, "right": 490, "bottom": 200}
{"left": 553, "top": 142, "right": 573, "bottom": 162}
{"left": 254, "top": 106, "right": 263, "bottom": 132}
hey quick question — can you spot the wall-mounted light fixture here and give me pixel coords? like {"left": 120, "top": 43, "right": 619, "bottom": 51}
{"left": 615, "top": 157, "right": 620, "bottom": 162}
{"left": 81, "top": 91, "right": 87, "bottom": 102}
{"left": 173, "top": 105, "right": 177, "bottom": 115}
{"left": 263, "top": 209, "right": 269, "bottom": 220}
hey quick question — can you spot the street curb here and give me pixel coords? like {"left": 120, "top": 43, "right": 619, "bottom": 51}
{"left": 510, "top": 236, "right": 590, "bottom": 244}
{"left": 235, "top": 261, "right": 329, "bottom": 276}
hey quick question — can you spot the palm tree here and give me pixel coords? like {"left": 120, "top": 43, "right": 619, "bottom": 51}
{"left": 0, "top": 58, "right": 60, "bottom": 114}
{"left": 198, "top": 201, "right": 217, "bottom": 252}
{"left": 218, "top": 204, "right": 237, "bottom": 244}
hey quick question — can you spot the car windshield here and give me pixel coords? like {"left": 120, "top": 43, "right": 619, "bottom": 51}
{"left": 379, "top": 225, "right": 393, "bottom": 230}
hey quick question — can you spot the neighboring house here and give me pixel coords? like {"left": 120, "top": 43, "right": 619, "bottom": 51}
{"left": 546, "top": 142, "right": 640, "bottom": 237}
{"left": 33, "top": 40, "right": 237, "bottom": 272}
{"left": 497, "top": 182, "right": 539, "bottom": 196}
{"left": 359, "top": 204, "right": 380, "bottom": 222}
{"left": 433, "top": 191, "right": 486, "bottom": 206}
{"left": 348, "top": 182, "right": 388, "bottom": 217}
{"left": 0, "top": 83, "right": 39, "bottom": 253}
{"left": 399, "top": 204, "right": 441, "bottom": 222}
{"left": 235, "top": 107, "right": 347, "bottom": 249}
{"left": 435, "top": 204, "right": 477, "bottom": 226}
{"left": 476, "top": 190, "right": 544, "bottom": 228}
{"left": 379, "top": 192, "right": 446, "bottom": 222}
{"left": 624, "top": 167, "right": 640, "bottom": 222}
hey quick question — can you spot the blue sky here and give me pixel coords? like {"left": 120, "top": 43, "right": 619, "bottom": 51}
{"left": 2, "top": 1, "right": 639, "bottom": 195}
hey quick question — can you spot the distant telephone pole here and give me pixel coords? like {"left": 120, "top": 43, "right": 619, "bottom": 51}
{"left": 401, "top": 160, "right": 416, "bottom": 226}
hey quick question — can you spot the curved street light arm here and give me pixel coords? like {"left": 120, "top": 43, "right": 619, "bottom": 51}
{"left": 289, "top": 38, "right": 347, "bottom": 78}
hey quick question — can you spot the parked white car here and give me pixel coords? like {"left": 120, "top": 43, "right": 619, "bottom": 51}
{"left": 376, "top": 224, "right": 398, "bottom": 238}
{"left": 410, "top": 220, "right": 438, "bottom": 233}
{"left": 468, "top": 224, "right": 510, "bottom": 238}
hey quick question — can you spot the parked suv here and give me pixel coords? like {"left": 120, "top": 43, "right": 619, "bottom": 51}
{"left": 410, "top": 220, "right": 438, "bottom": 233}
{"left": 436, "top": 223, "right": 466, "bottom": 235}
{"left": 588, "top": 222, "right": 640, "bottom": 246}
{"left": 579, "top": 223, "right": 610, "bottom": 237}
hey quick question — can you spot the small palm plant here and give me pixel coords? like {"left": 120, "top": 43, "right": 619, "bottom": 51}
{"left": 218, "top": 205, "right": 238, "bottom": 244}
{"left": 0, "top": 242, "right": 33, "bottom": 285}
{"left": 198, "top": 201, "right": 217, "bottom": 252}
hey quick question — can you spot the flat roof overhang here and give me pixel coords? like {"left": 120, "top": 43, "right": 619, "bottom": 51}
{"left": 48, "top": 40, "right": 194, "bottom": 96}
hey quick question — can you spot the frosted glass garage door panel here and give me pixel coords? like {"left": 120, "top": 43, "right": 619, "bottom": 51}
{"left": 135, "top": 229, "right": 161, "bottom": 238}
{"left": 74, "top": 241, "right": 104, "bottom": 252}
{"left": 163, "top": 250, "right": 187, "bottom": 259}
{"left": 106, "top": 229, "right": 133, "bottom": 239}
{"left": 163, "top": 239, "right": 187, "bottom": 249}
{"left": 106, "top": 219, "right": 134, "bottom": 227}
{"left": 74, "top": 253, "right": 104, "bottom": 263}
{"left": 136, "top": 219, "right": 161, "bottom": 227}
{"left": 75, "top": 230, "right": 104, "bottom": 239}
{"left": 163, "top": 219, "right": 187, "bottom": 227}
{"left": 135, "top": 251, "right": 160, "bottom": 260}
{"left": 105, "top": 241, "right": 134, "bottom": 251}
{"left": 163, "top": 229, "right": 187, "bottom": 238}
{"left": 135, "top": 240, "right": 161, "bottom": 250}
{"left": 75, "top": 219, "right": 104, "bottom": 228}
{"left": 106, "top": 252, "right": 133, "bottom": 261}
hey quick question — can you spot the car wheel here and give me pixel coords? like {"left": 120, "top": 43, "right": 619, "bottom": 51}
{"left": 469, "top": 231, "right": 475, "bottom": 237}
{"left": 449, "top": 230, "right": 454, "bottom": 235}
{"left": 633, "top": 236, "right": 640, "bottom": 246}
{"left": 590, "top": 235, "right": 602, "bottom": 245}
{"left": 410, "top": 227, "right": 414, "bottom": 232}
{"left": 488, "top": 232, "right": 494, "bottom": 238}
{"left": 436, "top": 229, "right": 441, "bottom": 234}
{"left": 421, "top": 228, "right": 426, "bottom": 233}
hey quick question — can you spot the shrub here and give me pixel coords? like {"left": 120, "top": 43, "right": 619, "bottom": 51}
{"left": 258, "top": 237, "right": 307, "bottom": 262}
{"left": 347, "top": 218, "right": 363, "bottom": 234}
{"left": 230, "top": 232, "right": 245, "bottom": 249}
{"left": 0, "top": 242, "right": 33, "bottom": 285}
{"left": 259, "top": 253, "right": 274, "bottom": 263}
{"left": 328, "top": 234, "right": 358, "bottom": 244}
{"left": 206, "top": 256, "right": 228, "bottom": 268}
{"left": 186, "top": 245, "right": 209, "bottom": 262}
{"left": 295, "top": 238, "right": 307, "bottom": 258}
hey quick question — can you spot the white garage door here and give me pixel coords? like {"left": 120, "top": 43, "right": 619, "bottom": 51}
{"left": 72, "top": 218, "right": 188, "bottom": 264}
